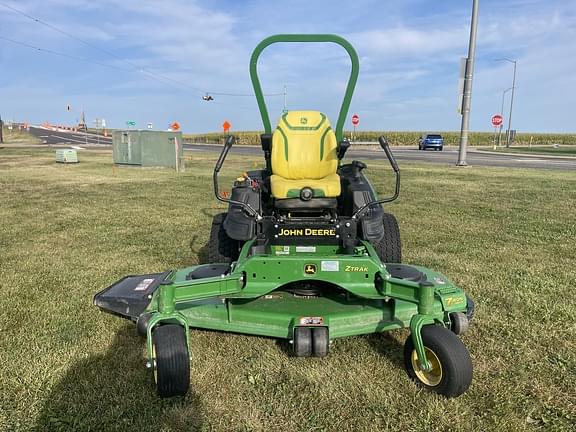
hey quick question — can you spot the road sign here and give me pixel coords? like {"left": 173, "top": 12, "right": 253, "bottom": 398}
{"left": 171, "top": 122, "right": 180, "bottom": 131}
{"left": 351, "top": 114, "right": 359, "bottom": 126}
{"left": 491, "top": 114, "right": 503, "bottom": 127}
{"left": 147, "top": 123, "right": 153, "bottom": 129}
{"left": 222, "top": 120, "right": 231, "bottom": 133}
{"left": 126, "top": 120, "right": 136, "bottom": 127}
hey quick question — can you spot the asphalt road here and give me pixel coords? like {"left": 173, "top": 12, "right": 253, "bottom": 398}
{"left": 28, "top": 126, "right": 576, "bottom": 170}
{"left": 185, "top": 144, "right": 576, "bottom": 171}
{"left": 29, "top": 125, "right": 112, "bottom": 146}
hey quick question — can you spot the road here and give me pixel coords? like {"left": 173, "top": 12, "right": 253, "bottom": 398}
{"left": 28, "top": 126, "right": 576, "bottom": 170}
{"left": 29, "top": 125, "right": 112, "bottom": 146}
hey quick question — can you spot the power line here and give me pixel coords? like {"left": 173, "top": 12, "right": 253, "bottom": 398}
{"left": 0, "top": 1, "right": 283, "bottom": 98}
{"left": 0, "top": 35, "right": 132, "bottom": 72}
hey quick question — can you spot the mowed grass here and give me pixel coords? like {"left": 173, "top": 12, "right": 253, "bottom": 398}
{"left": 0, "top": 148, "right": 575, "bottom": 432}
{"left": 1, "top": 127, "right": 41, "bottom": 145}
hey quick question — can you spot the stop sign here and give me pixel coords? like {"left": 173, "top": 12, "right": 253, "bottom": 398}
{"left": 351, "top": 114, "right": 360, "bottom": 126}
{"left": 491, "top": 114, "right": 503, "bottom": 127}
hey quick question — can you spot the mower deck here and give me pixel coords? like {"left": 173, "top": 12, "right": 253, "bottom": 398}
{"left": 95, "top": 258, "right": 464, "bottom": 340}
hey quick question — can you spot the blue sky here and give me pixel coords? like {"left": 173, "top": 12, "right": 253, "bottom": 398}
{"left": 0, "top": 0, "right": 574, "bottom": 132}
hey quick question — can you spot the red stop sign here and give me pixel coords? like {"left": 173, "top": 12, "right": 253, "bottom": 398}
{"left": 351, "top": 114, "right": 359, "bottom": 126}
{"left": 491, "top": 114, "right": 503, "bottom": 127}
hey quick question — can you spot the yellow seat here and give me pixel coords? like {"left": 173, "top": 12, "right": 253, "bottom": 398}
{"left": 270, "top": 111, "right": 340, "bottom": 199}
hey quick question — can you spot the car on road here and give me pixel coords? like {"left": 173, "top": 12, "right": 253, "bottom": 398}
{"left": 418, "top": 133, "right": 444, "bottom": 151}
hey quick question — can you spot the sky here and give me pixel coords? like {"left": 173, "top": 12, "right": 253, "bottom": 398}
{"left": 0, "top": 0, "right": 575, "bottom": 133}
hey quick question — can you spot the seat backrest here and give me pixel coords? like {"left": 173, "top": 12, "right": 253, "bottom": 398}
{"left": 271, "top": 111, "right": 338, "bottom": 180}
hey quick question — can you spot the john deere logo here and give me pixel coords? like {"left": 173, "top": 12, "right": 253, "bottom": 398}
{"left": 300, "top": 117, "right": 308, "bottom": 125}
{"left": 304, "top": 264, "right": 317, "bottom": 275}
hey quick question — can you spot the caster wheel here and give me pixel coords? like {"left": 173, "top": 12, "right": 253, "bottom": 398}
{"left": 404, "top": 325, "right": 472, "bottom": 397}
{"left": 136, "top": 312, "right": 153, "bottom": 338}
{"left": 312, "top": 327, "right": 329, "bottom": 358}
{"left": 293, "top": 327, "right": 312, "bottom": 357}
{"left": 450, "top": 312, "right": 469, "bottom": 335}
{"left": 152, "top": 324, "right": 190, "bottom": 397}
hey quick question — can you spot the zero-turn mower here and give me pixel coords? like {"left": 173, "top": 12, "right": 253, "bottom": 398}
{"left": 94, "top": 34, "right": 474, "bottom": 398}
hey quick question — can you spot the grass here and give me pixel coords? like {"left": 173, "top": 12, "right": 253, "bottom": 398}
{"left": 486, "top": 146, "right": 576, "bottom": 156}
{"left": 0, "top": 148, "right": 575, "bottom": 431}
{"left": 1, "top": 127, "right": 41, "bottom": 145}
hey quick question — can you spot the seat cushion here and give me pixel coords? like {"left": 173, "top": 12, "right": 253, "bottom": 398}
{"left": 270, "top": 173, "right": 341, "bottom": 199}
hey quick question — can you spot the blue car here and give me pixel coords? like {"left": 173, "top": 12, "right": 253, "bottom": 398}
{"left": 418, "top": 134, "right": 444, "bottom": 151}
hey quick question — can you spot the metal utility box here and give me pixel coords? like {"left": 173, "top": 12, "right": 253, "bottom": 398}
{"left": 112, "top": 130, "right": 183, "bottom": 169}
{"left": 55, "top": 149, "right": 79, "bottom": 163}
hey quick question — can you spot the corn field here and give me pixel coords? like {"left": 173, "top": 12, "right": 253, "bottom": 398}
{"left": 183, "top": 131, "right": 576, "bottom": 146}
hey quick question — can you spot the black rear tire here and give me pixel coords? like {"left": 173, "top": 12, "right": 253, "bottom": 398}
{"left": 372, "top": 213, "right": 402, "bottom": 263}
{"left": 153, "top": 325, "right": 190, "bottom": 397}
{"left": 403, "top": 325, "right": 472, "bottom": 397}
{"left": 207, "top": 213, "right": 240, "bottom": 263}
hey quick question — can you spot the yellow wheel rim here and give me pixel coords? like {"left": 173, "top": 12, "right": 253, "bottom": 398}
{"left": 152, "top": 343, "right": 157, "bottom": 384}
{"left": 411, "top": 347, "right": 443, "bottom": 387}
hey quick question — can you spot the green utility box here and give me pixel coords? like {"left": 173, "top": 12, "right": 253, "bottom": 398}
{"left": 55, "top": 149, "right": 79, "bottom": 163}
{"left": 112, "top": 130, "right": 184, "bottom": 170}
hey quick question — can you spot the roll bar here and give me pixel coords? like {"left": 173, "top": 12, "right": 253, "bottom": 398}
{"left": 249, "top": 34, "right": 359, "bottom": 143}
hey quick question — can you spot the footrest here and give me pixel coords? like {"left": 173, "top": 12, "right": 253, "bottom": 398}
{"left": 385, "top": 264, "right": 427, "bottom": 283}
{"left": 93, "top": 271, "right": 171, "bottom": 320}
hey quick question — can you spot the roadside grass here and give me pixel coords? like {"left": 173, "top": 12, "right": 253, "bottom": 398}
{"left": 485, "top": 146, "right": 576, "bottom": 156}
{"left": 0, "top": 149, "right": 575, "bottom": 431}
{"left": 1, "top": 127, "right": 41, "bottom": 145}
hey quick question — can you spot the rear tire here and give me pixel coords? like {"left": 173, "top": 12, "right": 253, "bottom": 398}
{"left": 152, "top": 325, "right": 190, "bottom": 397}
{"left": 372, "top": 213, "right": 402, "bottom": 263}
{"left": 403, "top": 325, "right": 472, "bottom": 397}
{"left": 208, "top": 213, "right": 240, "bottom": 263}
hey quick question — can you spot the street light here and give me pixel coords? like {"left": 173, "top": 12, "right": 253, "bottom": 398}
{"left": 497, "top": 87, "right": 513, "bottom": 146}
{"left": 496, "top": 58, "right": 517, "bottom": 147}
{"left": 457, "top": 0, "right": 479, "bottom": 167}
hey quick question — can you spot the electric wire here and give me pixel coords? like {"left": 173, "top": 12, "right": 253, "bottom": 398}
{"left": 0, "top": 1, "right": 283, "bottom": 98}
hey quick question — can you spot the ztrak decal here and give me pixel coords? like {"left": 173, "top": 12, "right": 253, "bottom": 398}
{"left": 278, "top": 228, "right": 336, "bottom": 236}
{"left": 445, "top": 296, "right": 465, "bottom": 306}
{"left": 345, "top": 265, "right": 369, "bottom": 272}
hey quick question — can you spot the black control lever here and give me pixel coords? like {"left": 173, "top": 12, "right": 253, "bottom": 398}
{"left": 213, "top": 136, "right": 260, "bottom": 218}
{"left": 379, "top": 136, "right": 399, "bottom": 173}
{"left": 337, "top": 139, "right": 351, "bottom": 159}
{"left": 351, "top": 136, "right": 400, "bottom": 219}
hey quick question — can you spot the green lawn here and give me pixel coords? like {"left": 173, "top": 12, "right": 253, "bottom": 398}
{"left": 1, "top": 127, "right": 41, "bottom": 145}
{"left": 0, "top": 149, "right": 575, "bottom": 431}
{"left": 486, "top": 146, "right": 576, "bottom": 156}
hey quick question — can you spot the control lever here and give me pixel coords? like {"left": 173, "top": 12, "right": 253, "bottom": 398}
{"left": 351, "top": 136, "right": 400, "bottom": 219}
{"left": 213, "top": 136, "right": 260, "bottom": 218}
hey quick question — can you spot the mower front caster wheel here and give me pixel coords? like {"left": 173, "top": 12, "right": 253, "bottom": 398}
{"left": 152, "top": 324, "right": 190, "bottom": 397}
{"left": 293, "top": 327, "right": 329, "bottom": 357}
{"left": 404, "top": 325, "right": 472, "bottom": 397}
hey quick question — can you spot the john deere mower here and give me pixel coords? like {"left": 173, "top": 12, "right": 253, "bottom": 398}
{"left": 94, "top": 34, "right": 474, "bottom": 398}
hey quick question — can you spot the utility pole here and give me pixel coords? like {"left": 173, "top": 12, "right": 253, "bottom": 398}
{"left": 0, "top": 114, "right": 4, "bottom": 143}
{"left": 283, "top": 85, "right": 288, "bottom": 113}
{"left": 457, "top": 0, "right": 479, "bottom": 167}
{"left": 506, "top": 60, "right": 516, "bottom": 147}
